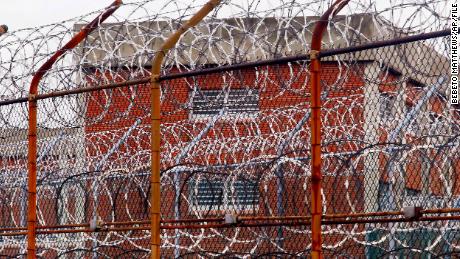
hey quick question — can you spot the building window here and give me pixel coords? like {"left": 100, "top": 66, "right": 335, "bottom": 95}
{"left": 405, "top": 103, "right": 420, "bottom": 135}
{"left": 428, "top": 112, "right": 443, "bottom": 135}
{"left": 379, "top": 93, "right": 395, "bottom": 123}
{"left": 405, "top": 187, "right": 421, "bottom": 197}
{"left": 194, "top": 179, "right": 224, "bottom": 209}
{"left": 377, "top": 181, "right": 394, "bottom": 211}
{"left": 378, "top": 182, "right": 422, "bottom": 210}
{"left": 190, "top": 177, "right": 259, "bottom": 212}
{"left": 190, "top": 88, "right": 259, "bottom": 118}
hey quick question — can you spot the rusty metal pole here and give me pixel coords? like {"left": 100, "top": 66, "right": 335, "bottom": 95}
{"left": 26, "top": 1, "right": 121, "bottom": 258}
{"left": 0, "top": 24, "right": 8, "bottom": 36}
{"left": 309, "top": 1, "right": 349, "bottom": 259}
{"left": 149, "top": 0, "right": 221, "bottom": 258}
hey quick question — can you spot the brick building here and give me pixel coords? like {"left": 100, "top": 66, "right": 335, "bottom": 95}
{"left": 75, "top": 13, "right": 456, "bottom": 256}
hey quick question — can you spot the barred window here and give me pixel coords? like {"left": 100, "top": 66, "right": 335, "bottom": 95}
{"left": 191, "top": 89, "right": 259, "bottom": 117}
{"left": 190, "top": 178, "right": 259, "bottom": 211}
{"left": 428, "top": 112, "right": 443, "bottom": 135}
{"left": 379, "top": 93, "right": 395, "bottom": 122}
{"left": 405, "top": 103, "right": 419, "bottom": 135}
{"left": 195, "top": 180, "right": 224, "bottom": 208}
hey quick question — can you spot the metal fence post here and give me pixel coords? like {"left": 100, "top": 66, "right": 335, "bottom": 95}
{"left": 149, "top": 0, "right": 221, "bottom": 258}
{"left": 309, "top": 1, "right": 349, "bottom": 258}
{"left": 26, "top": 2, "right": 121, "bottom": 257}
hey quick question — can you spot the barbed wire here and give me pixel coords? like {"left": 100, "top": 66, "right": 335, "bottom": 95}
{"left": 0, "top": 0, "right": 457, "bottom": 257}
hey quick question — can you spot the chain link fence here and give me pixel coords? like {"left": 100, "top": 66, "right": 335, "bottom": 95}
{"left": 0, "top": 0, "right": 456, "bottom": 257}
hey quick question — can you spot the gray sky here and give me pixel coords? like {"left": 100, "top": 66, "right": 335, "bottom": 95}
{"left": 0, "top": 0, "right": 135, "bottom": 30}
{"left": 0, "top": 0, "right": 232, "bottom": 31}
{"left": 0, "top": 1, "right": 449, "bottom": 34}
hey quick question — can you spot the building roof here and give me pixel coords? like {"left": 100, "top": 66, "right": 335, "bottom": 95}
{"left": 74, "top": 13, "right": 449, "bottom": 88}
{"left": 75, "top": 14, "right": 381, "bottom": 64}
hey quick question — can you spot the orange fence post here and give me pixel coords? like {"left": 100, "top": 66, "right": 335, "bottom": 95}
{"left": 309, "top": 1, "right": 349, "bottom": 258}
{"left": 149, "top": 0, "right": 221, "bottom": 258}
{"left": 0, "top": 24, "right": 7, "bottom": 36}
{"left": 26, "top": 1, "right": 122, "bottom": 258}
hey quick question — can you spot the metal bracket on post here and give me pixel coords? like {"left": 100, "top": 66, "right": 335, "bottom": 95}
{"left": 151, "top": 75, "right": 160, "bottom": 84}
{"left": 403, "top": 206, "right": 423, "bottom": 220}
{"left": 309, "top": 50, "right": 320, "bottom": 60}
{"left": 28, "top": 94, "right": 37, "bottom": 102}
{"left": 89, "top": 216, "right": 104, "bottom": 232}
{"left": 224, "top": 213, "right": 238, "bottom": 225}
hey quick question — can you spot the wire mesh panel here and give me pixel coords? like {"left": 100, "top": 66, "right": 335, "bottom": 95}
{"left": 155, "top": 34, "right": 457, "bottom": 258}
{"left": 318, "top": 33, "right": 458, "bottom": 257}
{"left": 0, "top": 102, "right": 28, "bottom": 257}
{"left": 158, "top": 65, "right": 313, "bottom": 256}
{"left": 32, "top": 85, "right": 151, "bottom": 257}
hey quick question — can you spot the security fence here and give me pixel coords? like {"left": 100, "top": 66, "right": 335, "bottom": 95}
{"left": 0, "top": 0, "right": 456, "bottom": 258}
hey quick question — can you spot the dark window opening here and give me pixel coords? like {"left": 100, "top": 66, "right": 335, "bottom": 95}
{"left": 190, "top": 177, "right": 259, "bottom": 211}
{"left": 191, "top": 89, "right": 259, "bottom": 117}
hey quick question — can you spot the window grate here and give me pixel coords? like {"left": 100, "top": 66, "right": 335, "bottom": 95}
{"left": 379, "top": 93, "right": 395, "bottom": 122}
{"left": 191, "top": 178, "right": 259, "bottom": 211}
{"left": 196, "top": 180, "right": 224, "bottom": 206}
{"left": 191, "top": 89, "right": 259, "bottom": 117}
